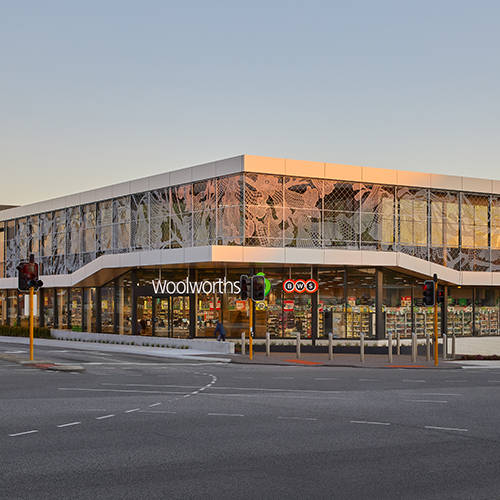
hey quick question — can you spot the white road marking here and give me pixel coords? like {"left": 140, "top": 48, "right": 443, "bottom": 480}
{"left": 277, "top": 416, "right": 318, "bottom": 421}
{"left": 314, "top": 378, "right": 337, "bottom": 380}
{"left": 208, "top": 413, "right": 244, "bottom": 417}
{"left": 273, "top": 377, "right": 294, "bottom": 379}
{"left": 96, "top": 414, "right": 115, "bottom": 420}
{"left": 139, "top": 410, "right": 177, "bottom": 414}
{"left": 488, "top": 380, "right": 500, "bottom": 383}
{"left": 100, "top": 383, "right": 344, "bottom": 395}
{"left": 4, "top": 350, "right": 26, "bottom": 354}
{"left": 47, "top": 350, "right": 71, "bottom": 353}
{"left": 402, "top": 379, "right": 426, "bottom": 383}
{"left": 57, "top": 421, "right": 81, "bottom": 428}
{"left": 425, "top": 426, "right": 468, "bottom": 432}
{"left": 59, "top": 388, "right": 187, "bottom": 395}
{"left": 9, "top": 430, "right": 38, "bottom": 437}
{"left": 125, "top": 408, "right": 141, "bottom": 413}
{"left": 359, "top": 379, "right": 378, "bottom": 382}
{"left": 420, "top": 393, "right": 462, "bottom": 396}
{"left": 351, "top": 420, "right": 391, "bottom": 426}
{"left": 404, "top": 399, "right": 448, "bottom": 404}
{"left": 149, "top": 402, "right": 161, "bottom": 407}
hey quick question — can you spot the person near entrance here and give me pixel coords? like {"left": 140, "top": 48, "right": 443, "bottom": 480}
{"left": 214, "top": 320, "right": 226, "bottom": 341}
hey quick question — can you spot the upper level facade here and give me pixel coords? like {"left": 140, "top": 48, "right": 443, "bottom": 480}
{"left": 0, "top": 155, "right": 499, "bottom": 287}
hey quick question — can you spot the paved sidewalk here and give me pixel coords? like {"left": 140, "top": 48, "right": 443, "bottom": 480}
{"left": 0, "top": 336, "right": 231, "bottom": 363}
{"left": 229, "top": 351, "right": 462, "bottom": 369}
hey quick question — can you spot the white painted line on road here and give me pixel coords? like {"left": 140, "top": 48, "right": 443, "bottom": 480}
{"left": 278, "top": 416, "right": 318, "bottom": 421}
{"left": 314, "top": 378, "right": 337, "bottom": 381}
{"left": 445, "top": 379, "right": 467, "bottom": 382}
{"left": 421, "top": 393, "right": 462, "bottom": 396}
{"left": 404, "top": 399, "right": 448, "bottom": 404}
{"left": 57, "top": 421, "right": 81, "bottom": 428}
{"left": 487, "top": 380, "right": 500, "bottom": 383}
{"left": 350, "top": 420, "right": 391, "bottom": 426}
{"left": 125, "top": 408, "right": 141, "bottom": 413}
{"left": 359, "top": 379, "right": 378, "bottom": 382}
{"left": 425, "top": 426, "right": 468, "bottom": 432}
{"left": 208, "top": 413, "right": 244, "bottom": 417}
{"left": 9, "top": 430, "right": 39, "bottom": 437}
{"left": 149, "top": 402, "right": 161, "bottom": 407}
{"left": 139, "top": 410, "right": 177, "bottom": 414}
{"left": 47, "top": 350, "right": 71, "bottom": 353}
{"left": 59, "top": 388, "right": 187, "bottom": 395}
{"left": 96, "top": 414, "right": 115, "bottom": 420}
{"left": 402, "top": 379, "right": 426, "bottom": 383}
{"left": 273, "top": 377, "right": 294, "bottom": 380}
{"left": 4, "top": 350, "right": 26, "bottom": 354}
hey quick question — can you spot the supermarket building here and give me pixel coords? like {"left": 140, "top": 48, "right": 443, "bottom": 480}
{"left": 0, "top": 155, "right": 499, "bottom": 340}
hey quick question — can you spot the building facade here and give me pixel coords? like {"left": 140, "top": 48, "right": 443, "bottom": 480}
{"left": 0, "top": 155, "right": 499, "bottom": 340}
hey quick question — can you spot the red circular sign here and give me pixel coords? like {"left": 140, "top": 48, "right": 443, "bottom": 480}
{"left": 294, "top": 279, "right": 306, "bottom": 293}
{"left": 283, "top": 279, "right": 295, "bottom": 293}
{"left": 305, "top": 279, "right": 319, "bottom": 293}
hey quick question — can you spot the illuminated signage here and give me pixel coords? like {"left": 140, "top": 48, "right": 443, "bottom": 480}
{"left": 283, "top": 279, "right": 319, "bottom": 294}
{"left": 152, "top": 277, "right": 241, "bottom": 295}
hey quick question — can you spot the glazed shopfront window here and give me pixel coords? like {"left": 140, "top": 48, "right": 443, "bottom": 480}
{"left": 318, "top": 268, "right": 345, "bottom": 338}
{"left": 346, "top": 269, "right": 375, "bottom": 338}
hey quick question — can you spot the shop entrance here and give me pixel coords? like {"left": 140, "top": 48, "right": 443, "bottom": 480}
{"left": 137, "top": 295, "right": 190, "bottom": 337}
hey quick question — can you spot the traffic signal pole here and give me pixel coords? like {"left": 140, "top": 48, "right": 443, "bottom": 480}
{"left": 29, "top": 286, "right": 34, "bottom": 361}
{"left": 433, "top": 275, "right": 438, "bottom": 367}
{"left": 249, "top": 298, "right": 253, "bottom": 360}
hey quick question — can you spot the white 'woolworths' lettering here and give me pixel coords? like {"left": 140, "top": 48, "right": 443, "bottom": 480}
{"left": 152, "top": 278, "right": 241, "bottom": 295}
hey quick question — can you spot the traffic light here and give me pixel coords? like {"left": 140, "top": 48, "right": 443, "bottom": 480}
{"left": 17, "top": 255, "right": 43, "bottom": 292}
{"left": 423, "top": 280, "right": 435, "bottom": 306}
{"left": 251, "top": 275, "right": 266, "bottom": 301}
{"left": 239, "top": 275, "right": 250, "bottom": 300}
{"left": 437, "top": 286, "right": 445, "bottom": 304}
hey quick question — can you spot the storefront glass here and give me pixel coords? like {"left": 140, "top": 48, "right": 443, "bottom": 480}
{"left": 101, "top": 284, "right": 114, "bottom": 333}
{"left": 383, "top": 271, "right": 414, "bottom": 338}
{"left": 70, "top": 289, "right": 83, "bottom": 331}
{"left": 56, "top": 288, "right": 68, "bottom": 329}
{"left": 346, "top": 268, "right": 376, "bottom": 338}
{"left": 318, "top": 268, "right": 345, "bottom": 338}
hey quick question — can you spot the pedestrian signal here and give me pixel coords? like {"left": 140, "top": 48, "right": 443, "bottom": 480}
{"left": 423, "top": 280, "right": 435, "bottom": 306}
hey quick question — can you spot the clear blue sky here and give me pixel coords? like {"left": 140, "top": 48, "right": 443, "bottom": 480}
{"left": 1, "top": 0, "right": 499, "bottom": 205}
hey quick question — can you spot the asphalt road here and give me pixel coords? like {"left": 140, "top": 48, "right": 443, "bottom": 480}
{"left": 1, "top": 341, "right": 500, "bottom": 500}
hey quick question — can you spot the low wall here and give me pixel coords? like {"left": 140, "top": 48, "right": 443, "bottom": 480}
{"left": 454, "top": 337, "right": 500, "bottom": 356}
{"left": 50, "top": 329, "right": 234, "bottom": 354}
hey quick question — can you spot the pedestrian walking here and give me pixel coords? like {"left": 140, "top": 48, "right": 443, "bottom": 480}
{"left": 214, "top": 320, "right": 226, "bottom": 341}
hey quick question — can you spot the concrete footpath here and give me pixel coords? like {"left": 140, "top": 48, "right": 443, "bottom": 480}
{"left": 229, "top": 351, "right": 463, "bottom": 369}
{"left": 0, "top": 336, "right": 232, "bottom": 366}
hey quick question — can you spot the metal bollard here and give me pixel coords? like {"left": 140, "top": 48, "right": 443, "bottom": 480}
{"left": 388, "top": 333, "right": 393, "bottom": 363}
{"left": 396, "top": 332, "right": 401, "bottom": 356}
{"left": 360, "top": 333, "right": 365, "bottom": 363}
{"left": 328, "top": 332, "right": 333, "bottom": 360}
{"left": 426, "top": 333, "right": 431, "bottom": 362}
{"left": 241, "top": 332, "right": 245, "bottom": 356}
{"left": 296, "top": 332, "right": 301, "bottom": 359}
{"left": 452, "top": 334, "right": 456, "bottom": 359}
{"left": 443, "top": 334, "right": 447, "bottom": 360}
{"left": 266, "top": 332, "right": 270, "bottom": 357}
{"left": 411, "top": 333, "right": 417, "bottom": 363}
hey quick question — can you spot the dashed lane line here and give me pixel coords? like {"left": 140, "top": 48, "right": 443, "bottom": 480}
{"left": 277, "top": 416, "right": 318, "bottom": 421}
{"left": 57, "top": 422, "right": 81, "bottom": 428}
{"left": 425, "top": 426, "right": 468, "bottom": 432}
{"left": 402, "top": 379, "right": 426, "bottom": 383}
{"left": 420, "top": 393, "right": 462, "bottom": 396}
{"left": 125, "top": 408, "right": 141, "bottom": 413}
{"left": 96, "top": 414, "right": 115, "bottom": 420}
{"left": 9, "top": 430, "right": 39, "bottom": 437}
{"left": 139, "top": 410, "right": 177, "bottom": 414}
{"left": 359, "top": 379, "right": 378, "bottom": 382}
{"left": 149, "top": 402, "right": 161, "bottom": 407}
{"left": 207, "top": 413, "right": 244, "bottom": 417}
{"left": 403, "top": 399, "right": 448, "bottom": 404}
{"left": 350, "top": 420, "right": 391, "bottom": 426}
{"left": 314, "top": 378, "right": 337, "bottom": 381}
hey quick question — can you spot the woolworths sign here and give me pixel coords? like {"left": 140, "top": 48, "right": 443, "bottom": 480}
{"left": 152, "top": 277, "right": 241, "bottom": 295}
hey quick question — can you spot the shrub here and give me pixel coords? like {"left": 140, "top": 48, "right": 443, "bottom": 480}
{"left": 0, "top": 325, "right": 52, "bottom": 339}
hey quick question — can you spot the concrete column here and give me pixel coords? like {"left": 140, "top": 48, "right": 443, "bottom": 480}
{"left": 360, "top": 333, "right": 365, "bottom": 362}
{"left": 411, "top": 333, "right": 417, "bottom": 363}
{"left": 452, "top": 334, "right": 456, "bottom": 359}
{"left": 266, "top": 332, "right": 270, "bottom": 357}
{"left": 375, "top": 269, "right": 385, "bottom": 340}
{"left": 189, "top": 268, "right": 196, "bottom": 339}
{"left": 328, "top": 332, "right": 333, "bottom": 360}
{"left": 296, "top": 332, "right": 301, "bottom": 359}
{"left": 241, "top": 332, "right": 245, "bottom": 355}
{"left": 443, "top": 333, "right": 448, "bottom": 360}
{"left": 426, "top": 333, "right": 431, "bottom": 361}
{"left": 131, "top": 269, "right": 138, "bottom": 336}
{"left": 311, "top": 267, "right": 318, "bottom": 347}
{"left": 396, "top": 332, "right": 401, "bottom": 356}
